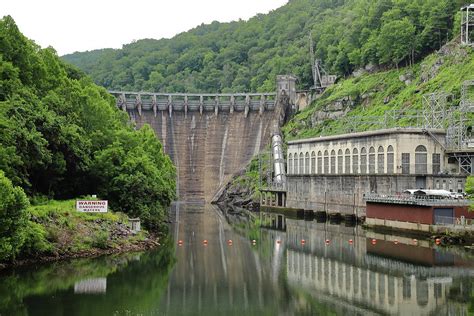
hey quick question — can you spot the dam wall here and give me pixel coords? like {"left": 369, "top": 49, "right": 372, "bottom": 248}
{"left": 128, "top": 108, "right": 283, "bottom": 202}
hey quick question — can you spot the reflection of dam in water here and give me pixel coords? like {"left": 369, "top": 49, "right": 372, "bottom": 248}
{"left": 263, "top": 214, "right": 474, "bottom": 315}
{"left": 160, "top": 204, "right": 287, "bottom": 315}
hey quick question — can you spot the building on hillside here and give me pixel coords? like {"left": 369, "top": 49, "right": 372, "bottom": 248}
{"left": 283, "top": 128, "right": 468, "bottom": 217}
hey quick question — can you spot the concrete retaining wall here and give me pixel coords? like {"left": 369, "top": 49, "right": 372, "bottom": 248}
{"left": 286, "top": 174, "right": 466, "bottom": 216}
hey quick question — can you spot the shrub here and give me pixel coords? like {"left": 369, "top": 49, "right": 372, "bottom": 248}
{"left": 0, "top": 170, "right": 29, "bottom": 261}
{"left": 20, "top": 221, "right": 52, "bottom": 256}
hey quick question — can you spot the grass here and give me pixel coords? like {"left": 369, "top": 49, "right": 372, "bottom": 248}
{"left": 22, "top": 197, "right": 148, "bottom": 258}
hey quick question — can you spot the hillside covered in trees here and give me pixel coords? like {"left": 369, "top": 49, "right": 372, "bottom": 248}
{"left": 63, "top": 0, "right": 469, "bottom": 93}
{"left": 0, "top": 16, "right": 176, "bottom": 262}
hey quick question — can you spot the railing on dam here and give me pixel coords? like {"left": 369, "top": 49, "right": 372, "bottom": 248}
{"left": 109, "top": 91, "right": 278, "bottom": 117}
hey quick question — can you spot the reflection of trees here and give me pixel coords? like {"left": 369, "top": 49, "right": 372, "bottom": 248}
{"left": 0, "top": 238, "right": 175, "bottom": 315}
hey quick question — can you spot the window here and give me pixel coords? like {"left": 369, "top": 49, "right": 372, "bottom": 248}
{"left": 345, "top": 149, "right": 351, "bottom": 173}
{"left": 360, "top": 147, "right": 367, "bottom": 174}
{"left": 288, "top": 153, "right": 293, "bottom": 174}
{"left": 324, "top": 150, "right": 329, "bottom": 174}
{"left": 352, "top": 148, "right": 359, "bottom": 174}
{"left": 311, "top": 152, "right": 316, "bottom": 174}
{"left": 402, "top": 153, "right": 410, "bottom": 174}
{"left": 387, "top": 145, "right": 394, "bottom": 174}
{"left": 432, "top": 153, "right": 441, "bottom": 174}
{"left": 377, "top": 146, "right": 384, "bottom": 174}
{"left": 331, "top": 150, "right": 336, "bottom": 174}
{"left": 415, "top": 145, "right": 427, "bottom": 174}
{"left": 338, "top": 150, "right": 343, "bottom": 174}
{"left": 305, "top": 152, "right": 310, "bottom": 174}
{"left": 299, "top": 153, "right": 304, "bottom": 174}
{"left": 294, "top": 153, "right": 299, "bottom": 175}
{"left": 369, "top": 147, "right": 376, "bottom": 173}
{"left": 403, "top": 277, "right": 411, "bottom": 299}
{"left": 317, "top": 151, "right": 322, "bottom": 174}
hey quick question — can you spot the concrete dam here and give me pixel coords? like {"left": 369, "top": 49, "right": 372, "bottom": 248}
{"left": 111, "top": 91, "right": 289, "bottom": 202}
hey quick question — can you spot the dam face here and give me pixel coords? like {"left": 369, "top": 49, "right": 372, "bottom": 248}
{"left": 128, "top": 109, "right": 281, "bottom": 202}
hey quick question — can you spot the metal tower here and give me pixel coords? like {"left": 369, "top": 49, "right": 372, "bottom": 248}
{"left": 309, "top": 33, "right": 337, "bottom": 93}
{"left": 461, "top": 4, "right": 474, "bottom": 46}
{"left": 422, "top": 92, "right": 451, "bottom": 129}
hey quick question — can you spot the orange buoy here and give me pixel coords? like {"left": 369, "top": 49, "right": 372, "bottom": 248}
{"left": 325, "top": 239, "right": 330, "bottom": 244}
{"left": 178, "top": 240, "right": 183, "bottom": 246}
{"left": 349, "top": 239, "right": 353, "bottom": 244}
{"left": 203, "top": 239, "right": 208, "bottom": 245}
{"left": 435, "top": 238, "right": 441, "bottom": 245}
{"left": 301, "top": 239, "right": 306, "bottom": 245}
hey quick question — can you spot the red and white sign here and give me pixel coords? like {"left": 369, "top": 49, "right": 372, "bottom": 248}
{"left": 76, "top": 200, "right": 108, "bottom": 213}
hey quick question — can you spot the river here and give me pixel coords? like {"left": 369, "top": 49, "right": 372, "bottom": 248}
{"left": 1, "top": 202, "right": 473, "bottom": 315}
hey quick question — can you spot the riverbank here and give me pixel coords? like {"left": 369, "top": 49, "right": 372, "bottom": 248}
{"left": 0, "top": 199, "right": 163, "bottom": 270}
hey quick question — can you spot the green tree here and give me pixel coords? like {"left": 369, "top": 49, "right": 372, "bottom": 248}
{"left": 0, "top": 171, "right": 29, "bottom": 261}
{"left": 467, "top": 176, "right": 474, "bottom": 196}
{"left": 377, "top": 18, "right": 416, "bottom": 67}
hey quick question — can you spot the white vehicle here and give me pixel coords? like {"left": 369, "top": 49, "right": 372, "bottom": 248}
{"left": 450, "top": 192, "right": 464, "bottom": 199}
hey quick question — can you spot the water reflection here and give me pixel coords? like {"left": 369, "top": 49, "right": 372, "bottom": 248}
{"left": 0, "top": 238, "right": 175, "bottom": 315}
{"left": 261, "top": 211, "right": 474, "bottom": 315}
{"left": 1, "top": 204, "right": 474, "bottom": 315}
{"left": 159, "top": 203, "right": 287, "bottom": 315}
{"left": 74, "top": 278, "right": 107, "bottom": 294}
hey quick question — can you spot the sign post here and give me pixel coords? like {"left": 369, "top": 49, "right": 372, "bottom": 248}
{"left": 76, "top": 200, "right": 108, "bottom": 213}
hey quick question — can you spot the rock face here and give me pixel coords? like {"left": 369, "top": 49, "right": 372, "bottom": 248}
{"left": 213, "top": 170, "right": 260, "bottom": 211}
{"left": 311, "top": 96, "right": 353, "bottom": 126}
{"left": 130, "top": 108, "right": 283, "bottom": 203}
{"left": 421, "top": 42, "right": 468, "bottom": 83}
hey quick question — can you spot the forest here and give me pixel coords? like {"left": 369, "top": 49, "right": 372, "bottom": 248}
{"left": 64, "top": 0, "right": 470, "bottom": 93}
{"left": 0, "top": 16, "right": 176, "bottom": 261}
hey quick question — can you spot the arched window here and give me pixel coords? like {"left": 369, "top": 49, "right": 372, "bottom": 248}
{"left": 317, "top": 151, "right": 322, "bottom": 174}
{"left": 311, "top": 151, "right": 316, "bottom": 174}
{"left": 377, "top": 146, "right": 384, "bottom": 174}
{"left": 330, "top": 150, "right": 336, "bottom": 174}
{"left": 345, "top": 149, "right": 351, "bottom": 173}
{"left": 360, "top": 147, "right": 367, "bottom": 174}
{"left": 415, "top": 145, "right": 427, "bottom": 174}
{"left": 337, "top": 149, "right": 343, "bottom": 174}
{"left": 288, "top": 153, "right": 293, "bottom": 174}
{"left": 387, "top": 145, "right": 394, "bottom": 174}
{"left": 294, "top": 153, "right": 299, "bottom": 175}
{"left": 352, "top": 148, "right": 359, "bottom": 174}
{"left": 324, "top": 150, "right": 329, "bottom": 174}
{"left": 305, "top": 152, "right": 310, "bottom": 174}
{"left": 369, "top": 147, "right": 376, "bottom": 173}
{"left": 299, "top": 153, "right": 304, "bottom": 174}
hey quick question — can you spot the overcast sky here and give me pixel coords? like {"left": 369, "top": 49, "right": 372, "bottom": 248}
{"left": 2, "top": 0, "right": 288, "bottom": 56}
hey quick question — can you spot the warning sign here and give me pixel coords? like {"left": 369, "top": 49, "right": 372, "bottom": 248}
{"left": 76, "top": 200, "right": 108, "bottom": 213}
